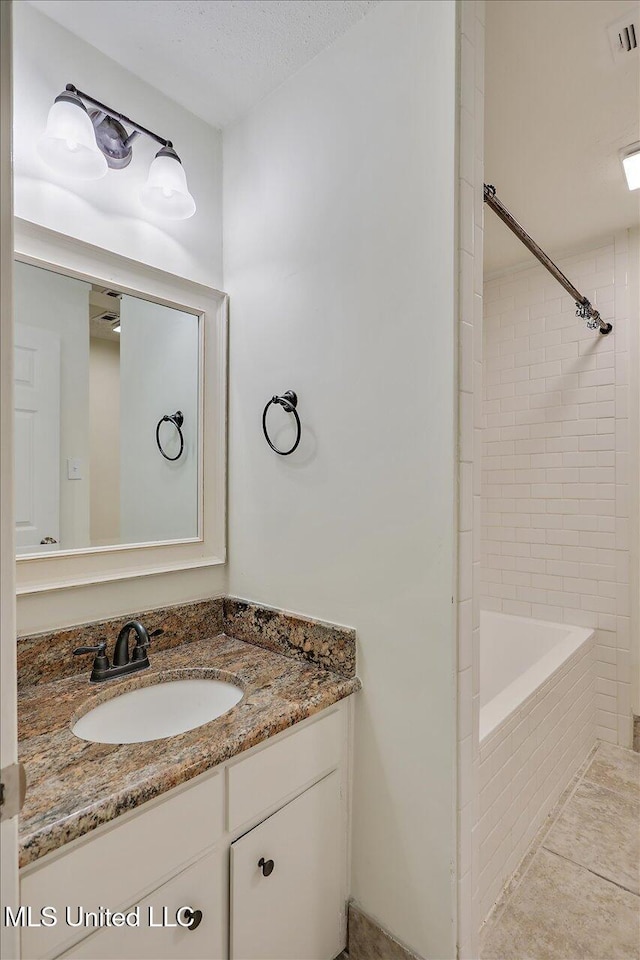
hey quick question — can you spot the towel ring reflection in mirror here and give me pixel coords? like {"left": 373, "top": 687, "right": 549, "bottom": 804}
{"left": 156, "top": 410, "right": 185, "bottom": 461}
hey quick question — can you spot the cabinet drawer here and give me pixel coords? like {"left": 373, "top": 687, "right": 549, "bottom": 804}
{"left": 57, "top": 847, "right": 226, "bottom": 960}
{"left": 21, "top": 771, "right": 224, "bottom": 960}
{"left": 230, "top": 772, "right": 344, "bottom": 960}
{"left": 227, "top": 709, "right": 341, "bottom": 832}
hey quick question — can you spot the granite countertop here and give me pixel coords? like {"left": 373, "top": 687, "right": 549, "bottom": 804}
{"left": 18, "top": 600, "right": 359, "bottom": 869}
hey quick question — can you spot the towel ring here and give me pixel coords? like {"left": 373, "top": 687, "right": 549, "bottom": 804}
{"left": 156, "top": 411, "right": 185, "bottom": 461}
{"left": 262, "top": 391, "right": 301, "bottom": 456}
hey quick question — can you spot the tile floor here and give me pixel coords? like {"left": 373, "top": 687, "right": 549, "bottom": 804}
{"left": 481, "top": 741, "right": 640, "bottom": 960}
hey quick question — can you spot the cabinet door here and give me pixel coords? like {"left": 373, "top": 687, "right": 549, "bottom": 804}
{"left": 230, "top": 772, "right": 344, "bottom": 960}
{"left": 22, "top": 771, "right": 224, "bottom": 960}
{"left": 57, "top": 848, "right": 226, "bottom": 960}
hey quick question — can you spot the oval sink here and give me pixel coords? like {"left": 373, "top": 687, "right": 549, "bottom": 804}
{"left": 72, "top": 678, "right": 243, "bottom": 744}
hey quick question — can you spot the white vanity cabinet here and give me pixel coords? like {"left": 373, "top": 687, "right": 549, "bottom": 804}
{"left": 59, "top": 849, "right": 227, "bottom": 960}
{"left": 19, "top": 702, "right": 350, "bottom": 960}
{"left": 230, "top": 772, "right": 343, "bottom": 960}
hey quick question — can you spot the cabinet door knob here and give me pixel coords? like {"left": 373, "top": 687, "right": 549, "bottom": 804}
{"left": 258, "top": 857, "right": 275, "bottom": 877}
{"left": 183, "top": 908, "right": 203, "bottom": 931}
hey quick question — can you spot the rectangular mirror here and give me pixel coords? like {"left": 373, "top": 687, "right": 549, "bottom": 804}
{"left": 14, "top": 219, "right": 227, "bottom": 593}
{"left": 14, "top": 261, "right": 200, "bottom": 556}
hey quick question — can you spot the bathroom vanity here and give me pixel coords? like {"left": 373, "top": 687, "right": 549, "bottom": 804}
{"left": 10, "top": 220, "right": 360, "bottom": 960}
{"left": 16, "top": 599, "right": 359, "bottom": 960}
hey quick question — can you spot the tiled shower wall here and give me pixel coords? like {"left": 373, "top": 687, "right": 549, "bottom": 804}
{"left": 480, "top": 234, "right": 633, "bottom": 747}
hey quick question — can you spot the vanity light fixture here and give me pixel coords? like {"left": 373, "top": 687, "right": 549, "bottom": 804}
{"left": 38, "top": 84, "right": 196, "bottom": 219}
{"left": 621, "top": 142, "right": 640, "bottom": 191}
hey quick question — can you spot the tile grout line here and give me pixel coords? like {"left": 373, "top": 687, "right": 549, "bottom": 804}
{"left": 481, "top": 740, "right": 640, "bottom": 959}
{"left": 479, "top": 742, "right": 601, "bottom": 937}
{"left": 541, "top": 846, "right": 640, "bottom": 898}
{"left": 581, "top": 772, "right": 640, "bottom": 804}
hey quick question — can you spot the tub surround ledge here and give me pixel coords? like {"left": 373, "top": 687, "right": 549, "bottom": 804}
{"left": 17, "top": 599, "right": 359, "bottom": 868}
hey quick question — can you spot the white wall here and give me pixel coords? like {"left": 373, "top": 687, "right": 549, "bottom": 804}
{"left": 14, "top": 3, "right": 226, "bottom": 634}
{"left": 223, "top": 2, "right": 458, "bottom": 956}
{"left": 456, "top": 2, "right": 485, "bottom": 956}
{"left": 14, "top": 261, "right": 91, "bottom": 550}
{"left": 480, "top": 234, "right": 636, "bottom": 747}
{"left": 89, "top": 337, "right": 120, "bottom": 546}
{"left": 119, "top": 297, "right": 199, "bottom": 543}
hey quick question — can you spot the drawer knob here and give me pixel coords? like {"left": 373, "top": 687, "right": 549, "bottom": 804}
{"left": 183, "top": 908, "right": 203, "bottom": 931}
{"left": 258, "top": 857, "right": 275, "bottom": 877}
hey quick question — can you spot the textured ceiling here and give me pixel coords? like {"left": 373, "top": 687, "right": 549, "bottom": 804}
{"left": 27, "top": 0, "right": 381, "bottom": 128}
{"left": 484, "top": 0, "right": 640, "bottom": 272}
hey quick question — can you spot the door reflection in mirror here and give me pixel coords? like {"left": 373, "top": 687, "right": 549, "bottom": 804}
{"left": 13, "top": 261, "right": 200, "bottom": 556}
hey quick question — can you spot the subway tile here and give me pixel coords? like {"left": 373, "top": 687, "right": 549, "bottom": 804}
{"left": 562, "top": 419, "right": 597, "bottom": 436}
{"left": 484, "top": 295, "right": 514, "bottom": 319}
{"left": 545, "top": 437, "right": 578, "bottom": 453}
{"left": 516, "top": 377, "right": 547, "bottom": 396}
{"left": 546, "top": 340, "right": 581, "bottom": 362}
{"left": 530, "top": 423, "right": 563, "bottom": 438}
{"left": 580, "top": 563, "right": 616, "bottom": 581}
{"left": 579, "top": 367, "right": 615, "bottom": 387}
{"left": 530, "top": 483, "right": 564, "bottom": 498}
{"left": 530, "top": 360, "right": 562, "bottom": 379}
{"left": 580, "top": 401, "right": 615, "bottom": 419}
{"left": 531, "top": 544, "right": 562, "bottom": 560}
{"left": 480, "top": 239, "right": 630, "bottom": 755}
{"left": 562, "top": 386, "right": 599, "bottom": 404}
{"left": 596, "top": 350, "right": 615, "bottom": 368}
{"left": 596, "top": 384, "right": 615, "bottom": 402}
{"left": 562, "top": 516, "right": 599, "bottom": 532}
{"left": 516, "top": 558, "right": 546, "bottom": 574}
{"left": 562, "top": 452, "right": 598, "bottom": 467}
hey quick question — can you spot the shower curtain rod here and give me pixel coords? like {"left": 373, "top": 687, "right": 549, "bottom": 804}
{"left": 483, "top": 185, "right": 612, "bottom": 336}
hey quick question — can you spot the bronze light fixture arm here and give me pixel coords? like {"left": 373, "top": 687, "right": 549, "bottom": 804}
{"left": 65, "top": 83, "right": 171, "bottom": 149}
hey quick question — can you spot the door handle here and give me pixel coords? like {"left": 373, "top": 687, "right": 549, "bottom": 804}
{"left": 258, "top": 857, "right": 274, "bottom": 877}
{"left": 183, "top": 908, "right": 203, "bottom": 931}
{"left": 0, "top": 762, "right": 27, "bottom": 821}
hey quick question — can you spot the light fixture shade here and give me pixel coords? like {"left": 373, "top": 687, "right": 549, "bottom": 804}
{"left": 139, "top": 147, "right": 196, "bottom": 220}
{"left": 622, "top": 144, "right": 640, "bottom": 191}
{"left": 37, "top": 96, "right": 108, "bottom": 180}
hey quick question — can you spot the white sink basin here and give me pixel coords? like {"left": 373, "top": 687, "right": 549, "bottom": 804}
{"left": 72, "top": 678, "right": 243, "bottom": 744}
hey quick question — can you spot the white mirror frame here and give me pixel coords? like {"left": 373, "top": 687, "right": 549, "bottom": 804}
{"left": 14, "top": 218, "right": 227, "bottom": 595}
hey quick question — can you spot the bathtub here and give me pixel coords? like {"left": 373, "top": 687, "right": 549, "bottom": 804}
{"left": 478, "top": 611, "right": 595, "bottom": 923}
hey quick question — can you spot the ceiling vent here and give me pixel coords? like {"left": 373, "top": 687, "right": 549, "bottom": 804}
{"left": 96, "top": 312, "right": 119, "bottom": 324}
{"left": 607, "top": 11, "right": 638, "bottom": 60}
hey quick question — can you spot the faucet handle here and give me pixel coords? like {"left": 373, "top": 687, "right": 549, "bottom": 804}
{"left": 73, "top": 642, "right": 110, "bottom": 680}
{"left": 73, "top": 642, "right": 107, "bottom": 657}
{"left": 135, "top": 628, "right": 163, "bottom": 649}
{"left": 130, "top": 628, "right": 163, "bottom": 662}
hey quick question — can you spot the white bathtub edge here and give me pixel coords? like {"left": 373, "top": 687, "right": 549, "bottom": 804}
{"left": 479, "top": 624, "right": 594, "bottom": 743}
